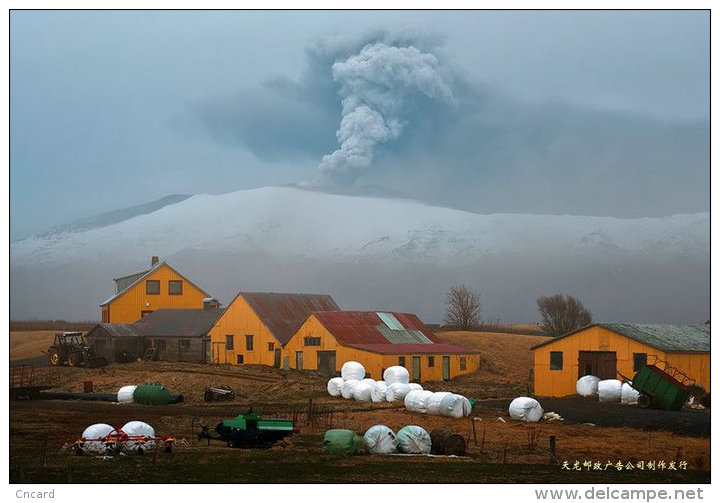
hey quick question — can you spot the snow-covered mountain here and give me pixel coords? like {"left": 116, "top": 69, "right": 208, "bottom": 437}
{"left": 9, "top": 187, "right": 710, "bottom": 323}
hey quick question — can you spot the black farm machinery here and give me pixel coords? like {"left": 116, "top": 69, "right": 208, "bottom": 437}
{"left": 47, "top": 332, "right": 107, "bottom": 368}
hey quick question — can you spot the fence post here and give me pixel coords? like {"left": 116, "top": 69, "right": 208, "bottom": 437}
{"left": 549, "top": 435, "right": 557, "bottom": 463}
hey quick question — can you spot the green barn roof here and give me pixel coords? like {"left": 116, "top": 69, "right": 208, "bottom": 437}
{"left": 532, "top": 323, "right": 710, "bottom": 352}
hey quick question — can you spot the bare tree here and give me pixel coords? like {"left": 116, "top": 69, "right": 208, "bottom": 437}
{"left": 444, "top": 284, "right": 481, "bottom": 330}
{"left": 536, "top": 294, "right": 593, "bottom": 337}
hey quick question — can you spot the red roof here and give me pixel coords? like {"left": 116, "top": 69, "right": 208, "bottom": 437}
{"left": 239, "top": 292, "right": 340, "bottom": 345}
{"left": 312, "top": 311, "right": 477, "bottom": 355}
{"left": 347, "top": 343, "right": 480, "bottom": 355}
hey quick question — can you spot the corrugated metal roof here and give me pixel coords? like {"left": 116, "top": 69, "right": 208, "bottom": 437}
{"left": 531, "top": 323, "right": 710, "bottom": 352}
{"left": 137, "top": 308, "right": 225, "bottom": 337}
{"left": 347, "top": 342, "right": 480, "bottom": 355}
{"left": 239, "top": 292, "right": 341, "bottom": 345}
{"left": 87, "top": 323, "right": 144, "bottom": 338}
{"left": 311, "top": 311, "right": 479, "bottom": 355}
{"left": 100, "top": 261, "right": 212, "bottom": 306}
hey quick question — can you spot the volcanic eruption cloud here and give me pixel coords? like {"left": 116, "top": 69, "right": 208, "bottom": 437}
{"left": 313, "top": 43, "right": 454, "bottom": 186}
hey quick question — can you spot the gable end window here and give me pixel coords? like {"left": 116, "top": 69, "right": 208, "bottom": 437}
{"left": 633, "top": 353, "right": 648, "bottom": 372}
{"left": 168, "top": 280, "right": 183, "bottom": 295}
{"left": 225, "top": 335, "right": 234, "bottom": 350}
{"left": 304, "top": 337, "right": 321, "bottom": 346}
{"left": 246, "top": 334, "right": 254, "bottom": 351}
{"left": 146, "top": 280, "right": 160, "bottom": 295}
{"left": 550, "top": 351, "right": 563, "bottom": 370}
{"left": 268, "top": 342, "right": 275, "bottom": 352}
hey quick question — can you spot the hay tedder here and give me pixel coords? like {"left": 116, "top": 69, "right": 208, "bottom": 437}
{"left": 61, "top": 430, "right": 186, "bottom": 456}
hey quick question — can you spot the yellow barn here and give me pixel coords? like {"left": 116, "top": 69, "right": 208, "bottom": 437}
{"left": 100, "top": 257, "right": 212, "bottom": 323}
{"left": 532, "top": 323, "right": 710, "bottom": 397}
{"left": 207, "top": 292, "right": 340, "bottom": 367}
{"left": 285, "top": 311, "right": 481, "bottom": 382}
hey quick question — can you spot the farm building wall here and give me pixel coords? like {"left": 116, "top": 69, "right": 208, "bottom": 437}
{"left": 104, "top": 265, "right": 208, "bottom": 323}
{"left": 285, "top": 315, "right": 481, "bottom": 382}
{"left": 87, "top": 334, "right": 144, "bottom": 363}
{"left": 533, "top": 325, "right": 711, "bottom": 396}
{"left": 143, "top": 336, "right": 208, "bottom": 363}
{"left": 208, "top": 296, "right": 279, "bottom": 367}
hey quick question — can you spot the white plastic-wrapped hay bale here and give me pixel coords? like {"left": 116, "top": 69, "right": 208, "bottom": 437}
{"left": 353, "top": 381, "right": 373, "bottom": 401}
{"left": 598, "top": 379, "right": 623, "bottom": 403}
{"left": 404, "top": 389, "right": 434, "bottom": 413}
{"left": 363, "top": 425, "right": 398, "bottom": 454}
{"left": 426, "top": 392, "right": 453, "bottom": 415}
{"left": 439, "top": 393, "right": 473, "bottom": 418}
{"left": 81, "top": 423, "right": 115, "bottom": 453}
{"left": 576, "top": 375, "right": 600, "bottom": 397}
{"left": 120, "top": 421, "right": 155, "bottom": 451}
{"left": 361, "top": 378, "right": 376, "bottom": 387}
{"left": 407, "top": 383, "right": 423, "bottom": 392}
{"left": 383, "top": 366, "right": 410, "bottom": 386}
{"left": 371, "top": 381, "right": 388, "bottom": 403}
{"left": 621, "top": 382, "right": 640, "bottom": 405}
{"left": 386, "top": 382, "right": 411, "bottom": 402}
{"left": 396, "top": 425, "right": 431, "bottom": 454}
{"left": 327, "top": 377, "right": 344, "bottom": 397}
{"left": 341, "top": 379, "right": 360, "bottom": 399}
{"left": 508, "top": 397, "right": 544, "bottom": 422}
{"left": 117, "top": 385, "right": 137, "bottom": 404}
{"left": 341, "top": 361, "right": 365, "bottom": 381}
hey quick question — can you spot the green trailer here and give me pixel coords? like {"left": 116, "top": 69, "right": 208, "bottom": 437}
{"left": 623, "top": 357, "right": 695, "bottom": 411}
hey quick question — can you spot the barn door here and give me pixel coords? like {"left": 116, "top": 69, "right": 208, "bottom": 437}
{"left": 317, "top": 351, "right": 336, "bottom": 376}
{"left": 442, "top": 356, "right": 450, "bottom": 380}
{"left": 274, "top": 348, "right": 282, "bottom": 368}
{"left": 578, "top": 351, "right": 617, "bottom": 380}
{"left": 412, "top": 356, "right": 421, "bottom": 381}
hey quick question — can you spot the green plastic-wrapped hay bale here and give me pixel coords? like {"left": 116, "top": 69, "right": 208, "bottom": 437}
{"left": 323, "top": 429, "right": 361, "bottom": 455}
{"left": 133, "top": 383, "right": 171, "bottom": 405}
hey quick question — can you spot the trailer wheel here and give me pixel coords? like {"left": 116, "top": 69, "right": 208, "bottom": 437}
{"left": 637, "top": 393, "right": 652, "bottom": 408}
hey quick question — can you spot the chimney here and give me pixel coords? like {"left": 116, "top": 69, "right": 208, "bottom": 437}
{"left": 204, "top": 298, "right": 220, "bottom": 310}
{"left": 151, "top": 256, "right": 159, "bottom": 267}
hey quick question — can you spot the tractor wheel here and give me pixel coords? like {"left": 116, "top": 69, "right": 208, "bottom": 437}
{"left": 637, "top": 393, "right": 652, "bottom": 409}
{"left": 48, "top": 349, "right": 61, "bottom": 366}
{"left": 67, "top": 352, "right": 82, "bottom": 367}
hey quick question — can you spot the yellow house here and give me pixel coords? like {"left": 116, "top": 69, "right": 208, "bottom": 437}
{"left": 100, "top": 257, "right": 212, "bottom": 323}
{"left": 207, "top": 292, "right": 340, "bottom": 367}
{"left": 532, "top": 323, "right": 710, "bottom": 397}
{"left": 284, "top": 311, "right": 481, "bottom": 382}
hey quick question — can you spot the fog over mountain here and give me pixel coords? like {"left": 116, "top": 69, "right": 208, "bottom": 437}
{"left": 10, "top": 187, "right": 709, "bottom": 324}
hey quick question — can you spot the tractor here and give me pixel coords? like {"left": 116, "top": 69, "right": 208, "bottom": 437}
{"left": 47, "top": 332, "right": 107, "bottom": 368}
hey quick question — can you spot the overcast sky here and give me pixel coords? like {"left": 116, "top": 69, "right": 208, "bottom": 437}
{"left": 10, "top": 10, "right": 709, "bottom": 241}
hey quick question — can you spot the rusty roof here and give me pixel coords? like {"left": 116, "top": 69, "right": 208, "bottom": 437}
{"left": 238, "top": 292, "right": 341, "bottom": 345}
{"left": 311, "top": 310, "right": 478, "bottom": 355}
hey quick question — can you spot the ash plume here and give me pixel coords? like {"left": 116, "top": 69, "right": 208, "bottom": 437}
{"left": 311, "top": 42, "right": 454, "bottom": 186}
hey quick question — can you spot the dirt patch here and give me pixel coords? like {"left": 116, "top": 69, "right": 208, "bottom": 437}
{"left": 480, "top": 397, "right": 710, "bottom": 437}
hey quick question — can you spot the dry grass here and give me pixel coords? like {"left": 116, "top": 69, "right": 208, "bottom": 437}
{"left": 10, "top": 330, "right": 56, "bottom": 361}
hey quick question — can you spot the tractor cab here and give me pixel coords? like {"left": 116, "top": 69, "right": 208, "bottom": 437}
{"left": 54, "top": 332, "right": 85, "bottom": 347}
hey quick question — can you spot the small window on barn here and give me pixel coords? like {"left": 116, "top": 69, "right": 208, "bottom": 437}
{"left": 225, "top": 335, "right": 234, "bottom": 350}
{"left": 398, "top": 356, "right": 406, "bottom": 367}
{"left": 304, "top": 337, "right": 321, "bottom": 346}
{"left": 178, "top": 339, "right": 190, "bottom": 350}
{"left": 245, "top": 334, "right": 254, "bottom": 351}
{"left": 237, "top": 354, "right": 244, "bottom": 364}
{"left": 550, "top": 351, "right": 563, "bottom": 370}
{"left": 146, "top": 280, "right": 160, "bottom": 295}
{"left": 168, "top": 280, "right": 183, "bottom": 295}
{"left": 460, "top": 357, "right": 467, "bottom": 371}
{"left": 633, "top": 353, "right": 648, "bottom": 372}
{"left": 268, "top": 342, "right": 275, "bottom": 352}
{"left": 428, "top": 356, "right": 435, "bottom": 367}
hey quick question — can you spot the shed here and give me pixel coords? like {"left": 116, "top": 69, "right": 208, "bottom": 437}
{"left": 532, "top": 323, "right": 710, "bottom": 397}
{"left": 284, "top": 311, "right": 481, "bottom": 382}
{"left": 87, "top": 307, "right": 224, "bottom": 363}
